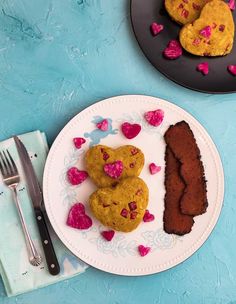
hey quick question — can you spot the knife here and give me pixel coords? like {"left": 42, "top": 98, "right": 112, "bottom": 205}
{"left": 14, "top": 136, "right": 60, "bottom": 275}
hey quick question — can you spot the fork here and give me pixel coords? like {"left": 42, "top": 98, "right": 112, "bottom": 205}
{"left": 0, "top": 150, "right": 42, "bottom": 266}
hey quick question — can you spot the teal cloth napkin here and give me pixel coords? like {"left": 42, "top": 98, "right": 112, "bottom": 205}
{"left": 0, "top": 131, "right": 88, "bottom": 297}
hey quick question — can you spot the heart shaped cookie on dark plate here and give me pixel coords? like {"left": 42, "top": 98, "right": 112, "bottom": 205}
{"left": 180, "top": 0, "right": 235, "bottom": 56}
{"left": 85, "top": 145, "right": 144, "bottom": 187}
{"left": 165, "top": 0, "right": 209, "bottom": 25}
{"left": 89, "top": 177, "right": 149, "bottom": 232}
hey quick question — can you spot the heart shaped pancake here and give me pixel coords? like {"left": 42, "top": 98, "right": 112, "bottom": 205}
{"left": 89, "top": 177, "right": 149, "bottom": 232}
{"left": 165, "top": 0, "right": 209, "bottom": 25}
{"left": 179, "top": 0, "right": 235, "bottom": 56}
{"left": 85, "top": 145, "right": 144, "bottom": 187}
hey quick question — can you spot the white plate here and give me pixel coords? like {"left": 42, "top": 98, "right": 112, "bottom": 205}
{"left": 43, "top": 95, "right": 224, "bottom": 276}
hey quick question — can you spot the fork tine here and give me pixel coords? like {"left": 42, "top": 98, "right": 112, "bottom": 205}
{"left": 0, "top": 151, "right": 9, "bottom": 176}
{"left": 0, "top": 153, "right": 6, "bottom": 177}
{"left": 3, "top": 151, "right": 13, "bottom": 175}
{"left": 7, "top": 150, "right": 18, "bottom": 174}
{"left": 6, "top": 150, "right": 18, "bottom": 175}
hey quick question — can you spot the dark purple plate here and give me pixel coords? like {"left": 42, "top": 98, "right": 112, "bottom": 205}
{"left": 130, "top": 0, "right": 236, "bottom": 93}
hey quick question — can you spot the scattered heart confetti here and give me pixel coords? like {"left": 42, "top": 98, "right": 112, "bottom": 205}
{"left": 143, "top": 210, "right": 155, "bottom": 222}
{"left": 67, "top": 167, "right": 88, "bottom": 185}
{"left": 149, "top": 163, "right": 161, "bottom": 175}
{"left": 150, "top": 22, "right": 164, "bottom": 36}
{"left": 197, "top": 62, "right": 209, "bottom": 75}
{"left": 163, "top": 40, "right": 183, "bottom": 60}
{"left": 228, "top": 0, "right": 235, "bottom": 10}
{"left": 73, "top": 137, "right": 86, "bottom": 149}
{"left": 101, "top": 230, "right": 115, "bottom": 241}
{"left": 138, "top": 245, "right": 151, "bottom": 257}
{"left": 228, "top": 65, "right": 236, "bottom": 75}
{"left": 121, "top": 122, "right": 141, "bottom": 139}
{"left": 96, "top": 119, "right": 108, "bottom": 131}
{"left": 144, "top": 109, "right": 164, "bottom": 127}
{"left": 67, "top": 203, "right": 92, "bottom": 229}
{"left": 104, "top": 160, "right": 123, "bottom": 179}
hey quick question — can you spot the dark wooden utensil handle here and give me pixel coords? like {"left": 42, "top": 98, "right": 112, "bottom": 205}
{"left": 35, "top": 208, "right": 60, "bottom": 275}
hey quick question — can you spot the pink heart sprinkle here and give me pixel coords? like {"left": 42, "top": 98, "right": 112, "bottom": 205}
{"left": 67, "top": 167, "right": 88, "bottom": 185}
{"left": 199, "top": 26, "right": 211, "bottom": 38}
{"left": 121, "top": 122, "right": 141, "bottom": 139}
{"left": 150, "top": 22, "right": 164, "bottom": 36}
{"left": 96, "top": 119, "right": 108, "bottom": 131}
{"left": 197, "top": 62, "right": 209, "bottom": 76}
{"left": 228, "top": 0, "right": 235, "bottom": 10}
{"left": 149, "top": 163, "right": 161, "bottom": 175}
{"left": 144, "top": 109, "right": 164, "bottom": 127}
{"left": 104, "top": 160, "right": 123, "bottom": 179}
{"left": 163, "top": 40, "right": 183, "bottom": 60}
{"left": 138, "top": 245, "right": 151, "bottom": 257}
{"left": 143, "top": 210, "right": 155, "bottom": 222}
{"left": 66, "top": 203, "right": 92, "bottom": 229}
{"left": 73, "top": 137, "right": 86, "bottom": 149}
{"left": 228, "top": 65, "right": 236, "bottom": 76}
{"left": 101, "top": 230, "right": 115, "bottom": 241}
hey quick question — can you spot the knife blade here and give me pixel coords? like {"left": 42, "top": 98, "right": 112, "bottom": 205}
{"left": 14, "top": 136, "right": 60, "bottom": 275}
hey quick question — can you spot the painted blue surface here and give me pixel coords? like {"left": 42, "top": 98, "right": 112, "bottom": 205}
{"left": 0, "top": 0, "right": 235, "bottom": 303}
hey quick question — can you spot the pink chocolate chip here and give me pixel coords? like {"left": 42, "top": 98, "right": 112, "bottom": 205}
{"left": 66, "top": 203, "right": 92, "bottom": 229}
{"left": 128, "top": 201, "right": 137, "bottom": 211}
{"left": 130, "top": 211, "right": 138, "bottom": 220}
{"left": 121, "top": 122, "right": 141, "bottom": 139}
{"left": 101, "top": 230, "right": 115, "bottom": 241}
{"left": 149, "top": 163, "right": 161, "bottom": 175}
{"left": 193, "top": 38, "right": 201, "bottom": 46}
{"left": 163, "top": 40, "right": 183, "bottom": 60}
{"left": 103, "top": 152, "right": 110, "bottom": 161}
{"left": 228, "top": 0, "right": 235, "bottom": 10}
{"left": 104, "top": 160, "right": 123, "bottom": 179}
{"left": 96, "top": 119, "right": 108, "bottom": 131}
{"left": 199, "top": 26, "right": 211, "bottom": 38}
{"left": 150, "top": 22, "right": 164, "bottom": 36}
{"left": 219, "top": 24, "right": 225, "bottom": 32}
{"left": 181, "top": 8, "right": 189, "bottom": 18}
{"left": 67, "top": 167, "right": 88, "bottom": 185}
{"left": 143, "top": 210, "right": 155, "bottom": 222}
{"left": 120, "top": 208, "right": 129, "bottom": 218}
{"left": 212, "top": 22, "right": 217, "bottom": 29}
{"left": 129, "top": 162, "right": 135, "bottom": 168}
{"left": 136, "top": 189, "right": 143, "bottom": 196}
{"left": 144, "top": 109, "right": 164, "bottom": 127}
{"left": 138, "top": 245, "right": 151, "bottom": 257}
{"left": 228, "top": 65, "right": 236, "bottom": 76}
{"left": 131, "top": 148, "right": 139, "bottom": 155}
{"left": 73, "top": 137, "right": 86, "bottom": 149}
{"left": 192, "top": 3, "right": 200, "bottom": 10}
{"left": 197, "top": 62, "right": 209, "bottom": 75}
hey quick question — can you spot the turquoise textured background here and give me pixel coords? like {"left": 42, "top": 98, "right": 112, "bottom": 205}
{"left": 0, "top": 0, "right": 236, "bottom": 303}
